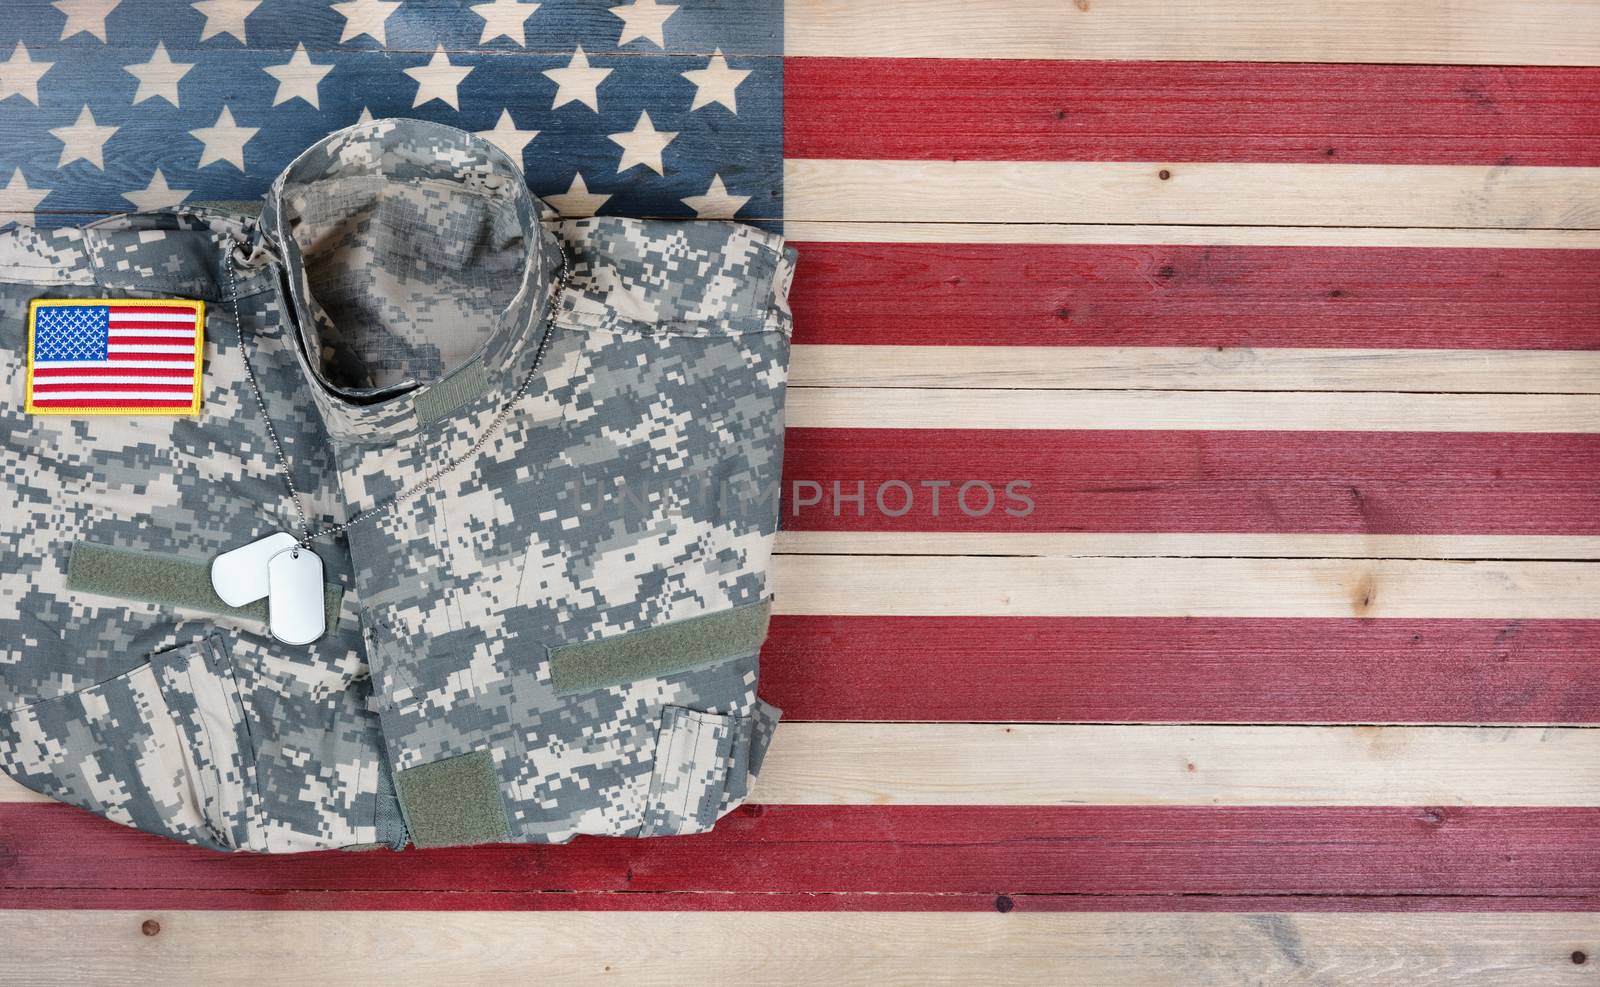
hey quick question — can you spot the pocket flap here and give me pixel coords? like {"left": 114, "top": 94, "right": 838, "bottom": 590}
{"left": 548, "top": 599, "right": 771, "bottom": 697}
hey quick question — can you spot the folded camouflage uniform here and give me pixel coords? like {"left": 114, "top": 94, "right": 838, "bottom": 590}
{"left": 0, "top": 118, "right": 797, "bottom": 852}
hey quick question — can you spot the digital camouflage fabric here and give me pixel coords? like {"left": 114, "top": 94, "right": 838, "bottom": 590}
{"left": 0, "top": 118, "right": 797, "bottom": 852}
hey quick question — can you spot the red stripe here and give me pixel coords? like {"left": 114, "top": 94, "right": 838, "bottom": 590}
{"left": 3, "top": 890, "right": 1591, "bottom": 913}
{"left": 759, "top": 616, "right": 1599, "bottom": 723}
{"left": 781, "top": 429, "right": 1600, "bottom": 534}
{"left": 28, "top": 398, "right": 193, "bottom": 408}
{"left": 105, "top": 336, "right": 199, "bottom": 347}
{"left": 108, "top": 352, "right": 197, "bottom": 362}
{"left": 95, "top": 305, "right": 200, "bottom": 316}
{"left": 30, "top": 382, "right": 195, "bottom": 394}
{"left": 1, "top": 804, "right": 1593, "bottom": 908}
{"left": 785, "top": 59, "right": 1600, "bottom": 166}
{"left": 787, "top": 243, "right": 1600, "bottom": 351}
{"left": 31, "top": 366, "right": 193, "bottom": 377}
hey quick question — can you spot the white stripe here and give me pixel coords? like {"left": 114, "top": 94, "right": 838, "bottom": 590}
{"left": 32, "top": 359, "right": 195, "bottom": 369}
{"left": 106, "top": 327, "right": 199, "bottom": 338}
{"left": 105, "top": 344, "right": 196, "bottom": 354}
{"left": 104, "top": 312, "right": 197, "bottom": 323}
{"left": 29, "top": 390, "right": 193, "bottom": 401}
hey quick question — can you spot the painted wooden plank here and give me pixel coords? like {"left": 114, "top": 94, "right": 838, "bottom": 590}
{"left": 782, "top": 222, "right": 1600, "bottom": 249}
{"left": 779, "top": 429, "right": 1600, "bottom": 534}
{"left": 0, "top": 46, "right": 783, "bottom": 218}
{"left": 3, "top": 890, "right": 1598, "bottom": 913}
{"left": 0, "top": 910, "right": 1592, "bottom": 984}
{"left": 790, "top": 346, "right": 1600, "bottom": 393}
{"left": 768, "top": 556, "right": 1600, "bottom": 619}
{"left": 787, "top": 59, "right": 1600, "bottom": 166}
{"left": 2, "top": 803, "right": 1596, "bottom": 903}
{"left": 775, "top": 532, "right": 1600, "bottom": 560}
{"left": 786, "top": 0, "right": 1600, "bottom": 66}
{"left": 2, "top": 1, "right": 788, "bottom": 55}
{"left": 784, "top": 243, "right": 1600, "bottom": 351}
{"left": 9, "top": 217, "right": 1600, "bottom": 249}
{"left": 5, "top": 724, "right": 1597, "bottom": 806}
{"left": 783, "top": 160, "right": 1600, "bottom": 227}
{"left": 757, "top": 615, "right": 1600, "bottom": 723}
{"left": 783, "top": 389, "right": 1600, "bottom": 432}
{"left": 751, "top": 724, "right": 1600, "bottom": 806}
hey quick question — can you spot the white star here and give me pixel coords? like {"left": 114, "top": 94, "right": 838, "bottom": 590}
{"left": 682, "top": 48, "right": 750, "bottom": 113}
{"left": 472, "top": 0, "right": 538, "bottom": 45}
{"left": 608, "top": 110, "right": 676, "bottom": 175}
{"left": 192, "top": 0, "right": 259, "bottom": 43}
{"left": 476, "top": 109, "right": 538, "bottom": 165}
{"left": 543, "top": 45, "right": 611, "bottom": 112}
{"left": 124, "top": 42, "right": 194, "bottom": 107}
{"left": 680, "top": 174, "right": 750, "bottom": 219}
{"left": 264, "top": 42, "right": 333, "bottom": 108}
{"left": 331, "top": 0, "right": 401, "bottom": 45}
{"left": 122, "top": 169, "right": 191, "bottom": 211}
{"left": 355, "top": 106, "right": 374, "bottom": 125}
{"left": 191, "top": 106, "right": 258, "bottom": 169}
{"left": 0, "top": 43, "right": 53, "bottom": 106}
{"left": 404, "top": 45, "right": 472, "bottom": 110}
{"left": 543, "top": 172, "right": 611, "bottom": 217}
{"left": 53, "top": 0, "right": 118, "bottom": 42}
{"left": 610, "top": 0, "right": 676, "bottom": 47}
{"left": 0, "top": 169, "right": 49, "bottom": 223}
{"left": 50, "top": 106, "right": 118, "bottom": 170}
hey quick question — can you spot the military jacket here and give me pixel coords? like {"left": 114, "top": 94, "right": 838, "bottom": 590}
{"left": 0, "top": 119, "right": 797, "bottom": 852}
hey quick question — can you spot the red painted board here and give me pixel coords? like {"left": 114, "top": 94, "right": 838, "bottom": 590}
{"left": 3, "top": 804, "right": 1596, "bottom": 905}
{"left": 786, "top": 243, "right": 1600, "bottom": 351}
{"left": 756, "top": 616, "right": 1600, "bottom": 723}
{"left": 786, "top": 58, "right": 1600, "bottom": 166}
{"left": 780, "top": 429, "right": 1600, "bottom": 535}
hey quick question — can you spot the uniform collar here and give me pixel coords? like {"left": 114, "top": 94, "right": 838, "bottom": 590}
{"left": 258, "top": 118, "right": 564, "bottom": 445}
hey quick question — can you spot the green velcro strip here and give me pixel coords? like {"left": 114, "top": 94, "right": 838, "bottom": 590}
{"left": 393, "top": 749, "right": 510, "bottom": 849}
{"left": 66, "top": 540, "right": 343, "bottom": 627}
{"left": 413, "top": 354, "right": 488, "bottom": 424}
{"left": 549, "top": 599, "right": 772, "bottom": 697}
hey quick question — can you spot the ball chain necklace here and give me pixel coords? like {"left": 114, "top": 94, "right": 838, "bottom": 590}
{"left": 209, "top": 234, "right": 572, "bottom": 645}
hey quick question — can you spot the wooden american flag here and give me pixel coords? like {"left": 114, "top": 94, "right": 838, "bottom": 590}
{"left": 1, "top": 0, "right": 1597, "bottom": 981}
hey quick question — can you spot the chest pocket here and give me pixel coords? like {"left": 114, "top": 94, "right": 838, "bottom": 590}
{"left": 545, "top": 599, "right": 780, "bottom": 838}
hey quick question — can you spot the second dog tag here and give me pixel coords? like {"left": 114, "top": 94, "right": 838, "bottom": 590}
{"left": 267, "top": 546, "right": 326, "bottom": 645}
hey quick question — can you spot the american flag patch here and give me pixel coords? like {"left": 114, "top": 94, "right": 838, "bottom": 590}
{"left": 24, "top": 299, "right": 205, "bottom": 416}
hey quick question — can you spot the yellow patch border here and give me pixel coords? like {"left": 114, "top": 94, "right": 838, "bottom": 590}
{"left": 25, "top": 298, "right": 205, "bottom": 417}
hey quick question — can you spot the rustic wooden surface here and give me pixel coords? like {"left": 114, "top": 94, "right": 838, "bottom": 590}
{"left": 2, "top": 0, "right": 1598, "bottom": 983}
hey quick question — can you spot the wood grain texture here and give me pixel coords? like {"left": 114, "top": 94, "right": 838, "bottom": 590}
{"left": 757, "top": 615, "right": 1600, "bottom": 723}
{"left": 783, "top": 159, "right": 1600, "bottom": 227}
{"left": 751, "top": 724, "right": 1600, "bottom": 806}
{"left": 785, "top": 242, "right": 1600, "bottom": 351}
{"left": 784, "top": 389, "right": 1600, "bottom": 432}
{"left": 2, "top": 803, "right": 1596, "bottom": 903}
{"left": 768, "top": 556, "right": 1600, "bottom": 618}
{"left": 790, "top": 346, "right": 1600, "bottom": 393}
{"left": 4, "top": 723, "right": 1596, "bottom": 806}
{"left": 0, "top": 910, "right": 1593, "bottom": 985}
{"left": 787, "top": 59, "right": 1600, "bottom": 166}
{"left": 780, "top": 429, "right": 1600, "bottom": 534}
{"left": 787, "top": 0, "right": 1600, "bottom": 66}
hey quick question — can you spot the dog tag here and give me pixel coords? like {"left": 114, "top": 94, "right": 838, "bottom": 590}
{"left": 267, "top": 546, "right": 326, "bottom": 646}
{"left": 211, "top": 531, "right": 299, "bottom": 607}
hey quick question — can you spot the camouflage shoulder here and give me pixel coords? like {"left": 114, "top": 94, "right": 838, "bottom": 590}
{"left": 550, "top": 215, "right": 796, "bottom": 338}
